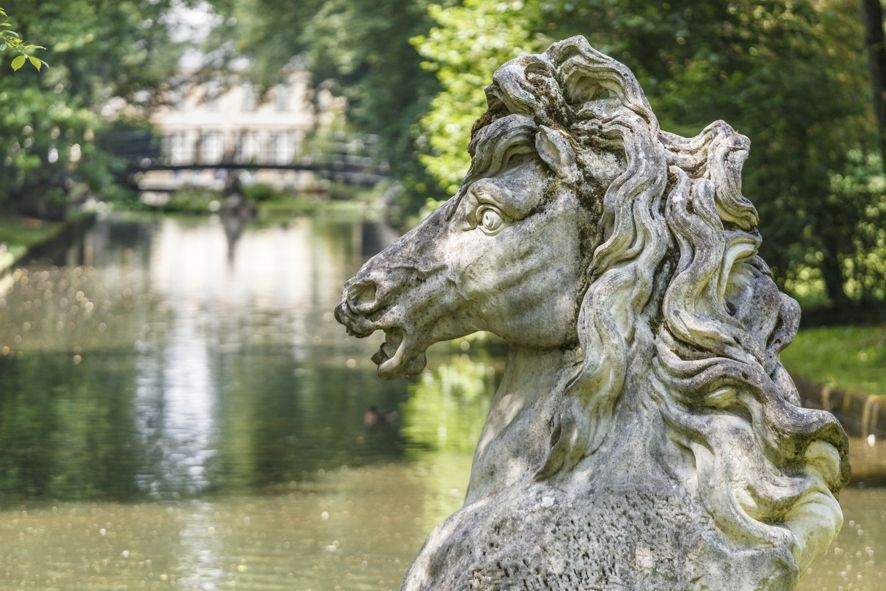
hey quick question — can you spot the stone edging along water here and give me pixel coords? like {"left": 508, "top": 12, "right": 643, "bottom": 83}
{"left": 792, "top": 372, "right": 886, "bottom": 485}
{"left": 792, "top": 372, "right": 886, "bottom": 439}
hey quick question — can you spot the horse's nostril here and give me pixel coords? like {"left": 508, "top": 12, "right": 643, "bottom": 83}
{"left": 349, "top": 281, "right": 378, "bottom": 310}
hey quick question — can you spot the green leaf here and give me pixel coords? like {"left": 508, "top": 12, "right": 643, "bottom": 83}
{"left": 11, "top": 54, "right": 26, "bottom": 71}
{"left": 28, "top": 56, "right": 41, "bottom": 71}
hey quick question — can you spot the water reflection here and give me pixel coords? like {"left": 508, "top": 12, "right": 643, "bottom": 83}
{"left": 0, "top": 213, "right": 881, "bottom": 590}
{"left": 0, "top": 215, "right": 413, "bottom": 504}
{"left": 135, "top": 309, "right": 216, "bottom": 496}
{"left": 402, "top": 351, "right": 497, "bottom": 454}
{"left": 177, "top": 501, "right": 225, "bottom": 590}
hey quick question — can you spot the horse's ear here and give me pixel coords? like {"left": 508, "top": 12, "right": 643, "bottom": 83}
{"left": 535, "top": 125, "right": 580, "bottom": 184}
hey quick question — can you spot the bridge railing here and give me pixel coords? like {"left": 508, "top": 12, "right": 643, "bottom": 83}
{"left": 103, "top": 127, "right": 388, "bottom": 187}
{"left": 153, "top": 130, "right": 387, "bottom": 170}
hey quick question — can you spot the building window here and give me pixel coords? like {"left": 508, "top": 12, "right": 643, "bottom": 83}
{"left": 274, "top": 85, "right": 289, "bottom": 112}
{"left": 202, "top": 80, "right": 222, "bottom": 112}
{"left": 236, "top": 131, "right": 260, "bottom": 162}
{"left": 200, "top": 131, "right": 224, "bottom": 164}
{"left": 241, "top": 85, "right": 256, "bottom": 112}
{"left": 167, "top": 131, "right": 192, "bottom": 165}
{"left": 272, "top": 133, "right": 295, "bottom": 164}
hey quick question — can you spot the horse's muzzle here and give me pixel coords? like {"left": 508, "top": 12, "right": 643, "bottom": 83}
{"left": 333, "top": 297, "right": 376, "bottom": 338}
{"left": 334, "top": 283, "right": 427, "bottom": 379}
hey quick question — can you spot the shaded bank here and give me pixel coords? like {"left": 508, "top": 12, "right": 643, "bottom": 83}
{"left": 0, "top": 212, "right": 96, "bottom": 277}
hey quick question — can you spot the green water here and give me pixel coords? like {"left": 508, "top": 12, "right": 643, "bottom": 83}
{"left": 0, "top": 214, "right": 880, "bottom": 590}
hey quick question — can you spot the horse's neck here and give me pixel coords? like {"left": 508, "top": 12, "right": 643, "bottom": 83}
{"left": 464, "top": 345, "right": 581, "bottom": 505}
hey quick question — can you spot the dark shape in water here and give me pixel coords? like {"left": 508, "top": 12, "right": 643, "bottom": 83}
{"left": 364, "top": 405, "right": 399, "bottom": 429}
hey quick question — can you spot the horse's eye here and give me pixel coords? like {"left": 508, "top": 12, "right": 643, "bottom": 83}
{"left": 478, "top": 206, "right": 504, "bottom": 234}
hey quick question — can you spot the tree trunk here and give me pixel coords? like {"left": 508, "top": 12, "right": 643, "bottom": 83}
{"left": 820, "top": 246, "right": 849, "bottom": 309}
{"left": 861, "top": 0, "right": 886, "bottom": 167}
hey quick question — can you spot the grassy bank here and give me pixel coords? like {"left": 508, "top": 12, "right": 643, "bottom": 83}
{"left": 782, "top": 325, "right": 886, "bottom": 396}
{"left": 0, "top": 215, "right": 67, "bottom": 273}
{"left": 133, "top": 183, "right": 374, "bottom": 218}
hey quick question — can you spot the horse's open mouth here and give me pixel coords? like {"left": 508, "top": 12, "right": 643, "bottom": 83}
{"left": 334, "top": 297, "right": 428, "bottom": 379}
{"left": 370, "top": 326, "right": 427, "bottom": 379}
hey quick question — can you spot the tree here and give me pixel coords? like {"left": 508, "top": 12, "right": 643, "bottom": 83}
{"left": 224, "top": 0, "right": 448, "bottom": 219}
{"left": 0, "top": 1, "right": 198, "bottom": 217}
{"left": 860, "top": 0, "right": 886, "bottom": 166}
{"left": 0, "top": 6, "right": 46, "bottom": 72}
{"left": 415, "top": 0, "right": 883, "bottom": 308}
{"left": 412, "top": 0, "right": 548, "bottom": 196}
{"left": 207, "top": 0, "right": 882, "bottom": 305}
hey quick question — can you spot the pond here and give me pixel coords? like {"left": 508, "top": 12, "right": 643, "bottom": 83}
{"left": 0, "top": 213, "right": 880, "bottom": 590}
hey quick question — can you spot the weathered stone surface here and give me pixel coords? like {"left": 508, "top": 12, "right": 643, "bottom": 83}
{"left": 335, "top": 36, "right": 850, "bottom": 590}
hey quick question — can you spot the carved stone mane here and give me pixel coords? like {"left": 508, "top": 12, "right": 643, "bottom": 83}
{"left": 335, "top": 36, "right": 849, "bottom": 590}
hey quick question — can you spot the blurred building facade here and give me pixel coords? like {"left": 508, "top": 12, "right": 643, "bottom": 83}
{"left": 155, "top": 71, "right": 320, "bottom": 166}
{"left": 141, "top": 70, "right": 347, "bottom": 193}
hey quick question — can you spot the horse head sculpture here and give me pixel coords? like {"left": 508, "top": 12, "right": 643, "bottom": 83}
{"left": 335, "top": 36, "right": 849, "bottom": 590}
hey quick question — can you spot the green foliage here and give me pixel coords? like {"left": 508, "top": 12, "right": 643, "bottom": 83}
{"left": 785, "top": 151, "right": 886, "bottom": 304}
{"left": 0, "top": 1, "right": 194, "bottom": 217}
{"left": 402, "top": 354, "right": 495, "bottom": 452}
{"left": 159, "top": 187, "right": 223, "bottom": 215}
{"left": 823, "top": 152, "right": 885, "bottom": 302}
{"left": 219, "top": 0, "right": 883, "bottom": 303}
{"left": 242, "top": 183, "right": 282, "bottom": 203}
{"left": 225, "top": 0, "right": 448, "bottom": 220}
{"left": 0, "top": 6, "right": 47, "bottom": 72}
{"left": 413, "top": 0, "right": 547, "bottom": 194}
{"left": 134, "top": 184, "right": 329, "bottom": 218}
{"left": 413, "top": 0, "right": 883, "bottom": 307}
{"left": 781, "top": 325, "right": 886, "bottom": 395}
{"left": 244, "top": 184, "right": 323, "bottom": 218}
{"left": 254, "top": 197, "right": 320, "bottom": 219}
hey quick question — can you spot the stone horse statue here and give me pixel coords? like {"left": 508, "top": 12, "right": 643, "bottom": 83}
{"left": 335, "top": 36, "right": 849, "bottom": 590}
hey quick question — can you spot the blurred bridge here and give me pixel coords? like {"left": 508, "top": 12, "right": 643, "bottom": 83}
{"left": 102, "top": 129, "right": 389, "bottom": 192}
